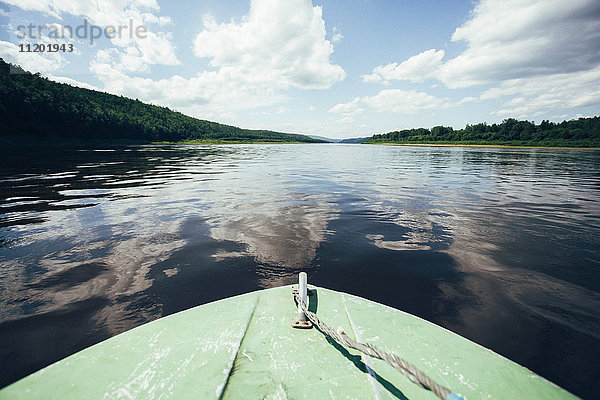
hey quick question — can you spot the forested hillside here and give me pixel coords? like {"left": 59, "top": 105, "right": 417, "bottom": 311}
{"left": 367, "top": 118, "right": 600, "bottom": 147}
{"left": 0, "top": 59, "right": 323, "bottom": 145}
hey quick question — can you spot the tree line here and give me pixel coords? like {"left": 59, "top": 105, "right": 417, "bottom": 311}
{"left": 0, "top": 59, "right": 324, "bottom": 145}
{"left": 366, "top": 117, "right": 600, "bottom": 147}
{"left": 3, "top": 58, "right": 598, "bottom": 148}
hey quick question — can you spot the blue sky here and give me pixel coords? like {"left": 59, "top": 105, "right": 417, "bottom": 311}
{"left": 1, "top": 0, "right": 599, "bottom": 139}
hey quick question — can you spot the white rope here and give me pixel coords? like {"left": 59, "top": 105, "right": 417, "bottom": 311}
{"left": 293, "top": 292, "right": 463, "bottom": 400}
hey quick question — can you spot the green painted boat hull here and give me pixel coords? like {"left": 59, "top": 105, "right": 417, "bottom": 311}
{"left": 0, "top": 285, "right": 577, "bottom": 399}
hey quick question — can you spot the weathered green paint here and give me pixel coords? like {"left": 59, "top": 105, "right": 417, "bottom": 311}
{"left": 0, "top": 286, "right": 577, "bottom": 399}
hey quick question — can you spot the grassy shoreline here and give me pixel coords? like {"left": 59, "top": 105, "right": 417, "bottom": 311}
{"left": 154, "top": 139, "right": 600, "bottom": 149}
{"left": 366, "top": 142, "right": 600, "bottom": 150}
{"left": 151, "top": 139, "right": 318, "bottom": 145}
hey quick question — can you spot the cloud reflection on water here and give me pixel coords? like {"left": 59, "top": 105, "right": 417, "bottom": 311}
{"left": 207, "top": 195, "right": 336, "bottom": 287}
{"left": 1, "top": 145, "right": 341, "bottom": 328}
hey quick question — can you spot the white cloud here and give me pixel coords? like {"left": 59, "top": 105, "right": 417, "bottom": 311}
{"left": 481, "top": 65, "right": 600, "bottom": 118}
{"left": 132, "top": 30, "right": 178, "bottom": 66}
{"left": 366, "top": 0, "right": 600, "bottom": 89}
{"left": 193, "top": 0, "right": 345, "bottom": 90}
{"left": 456, "top": 96, "right": 479, "bottom": 106}
{"left": 362, "top": 49, "right": 445, "bottom": 84}
{"left": 4, "top": 0, "right": 160, "bottom": 24}
{"left": 141, "top": 13, "right": 172, "bottom": 26}
{"left": 0, "top": 40, "right": 66, "bottom": 74}
{"left": 332, "top": 27, "right": 343, "bottom": 43}
{"left": 437, "top": 0, "right": 600, "bottom": 88}
{"left": 2, "top": 20, "right": 87, "bottom": 74}
{"left": 335, "top": 115, "right": 356, "bottom": 124}
{"left": 46, "top": 74, "right": 101, "bottom": 91}
{"left": 89, "top": 57, "right": 286, "bottom": 118}
{"left": 92, "top": 29, "right": 179, "bottom": 73}
{"left": 329, "top": 97, "right": 364, "bottom": 116}
{"left": 331, "top": 89, "right": 450, "bottom": 115}
{"left": 96, "top": 47, "right": 148, "bottom": 73}
{"left": 362, "top": 89, "right": 450, "bottom": 114}
{"left": 360, "top": 0, "right": 600, "bottom": 119}
{"left": 83, "top": 0, "right": 345, "bottom": 119}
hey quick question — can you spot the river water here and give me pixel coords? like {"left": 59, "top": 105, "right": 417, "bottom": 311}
{"left": 0, "top": 144, "right": 599, "bottom": 398}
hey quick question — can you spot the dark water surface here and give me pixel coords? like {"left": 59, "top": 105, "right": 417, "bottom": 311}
{"left": 1, "top": 144, "right": 599, "bottom": 398}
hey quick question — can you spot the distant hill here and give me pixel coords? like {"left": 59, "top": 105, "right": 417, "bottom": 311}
{"left": 366, "top": 118, "right": 600, "bottom": 147}
{"left": 308, "top": 135, "right": 340, "bottom": 143}
{"left": 0, "top": 59, "right": 325, "bottom": 145}
{"left": 339, "top": 137, "right": 368, "bottom": 144}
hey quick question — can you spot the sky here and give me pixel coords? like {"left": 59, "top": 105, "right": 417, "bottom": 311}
{"left": 0, "top": 0, "right": 599, "bottom": 139}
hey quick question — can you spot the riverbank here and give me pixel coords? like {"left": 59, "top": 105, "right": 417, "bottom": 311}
{"left": 367, "top": 142, "right": 600, "bottom": 150}
{"left": 152, "top": 139, "right": 323, "bottom": 145}
{"left": 0, "top": 137, "right": 325, "bottom": 147}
